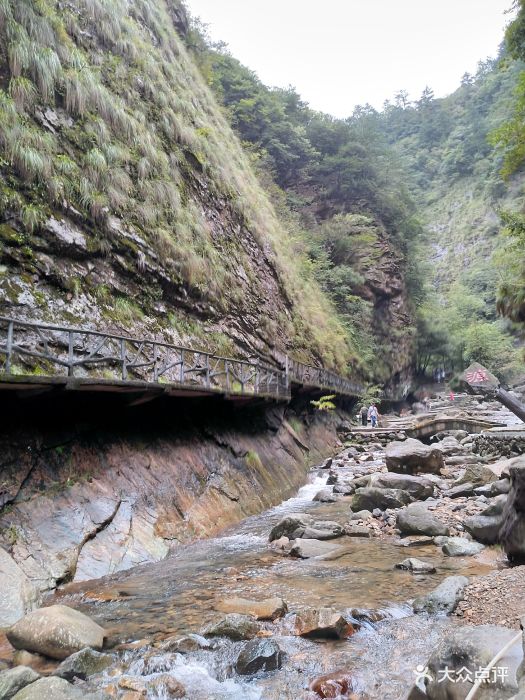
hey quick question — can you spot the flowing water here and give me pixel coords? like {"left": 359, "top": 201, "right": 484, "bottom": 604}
{"left": 50, "top": 438, "right": 508, "bottom": 700}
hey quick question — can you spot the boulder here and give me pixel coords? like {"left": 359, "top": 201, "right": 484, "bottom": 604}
{"left": 0, "top": 667, "right": 40, "bottom": 699}
{"left": 351, "top": 487, "right": 412, "bottom": 512}
{"left": 146, "top": 674, "right": 185, "bottom": 698}
{"left": 289, "top": 539, "right": 344, "bottom": 559}
{"left": 435, "top": 436, "right": 464, "bottom": 456}
{"left": 385, "top": 438, "right": 445, "bottom": 475}
{"left": 301, "top": 522, "right": 344, "bottom": 540}
{"left": 235, "top": 639, "right": 284, "bottom": 675}
{"left": 368, "top": 473, "right": 434, "bottom": 500}
{"left": 214, "top": 597, "right": 287, "bottom": 621}
{"left": 53, "top": 648, "right": 113, "bottom": 681}
{"left": 269, "top": 514, "right": 313, "bottom": 541}
{"left": 332, "top": 482, "right": 355, "bottom": 496}
{"left": 156, "top": 634, "right": 213, "bottom": 653}
{"left": 413, "top": 575, "right": 469, "bottom": 614}
{"left": 397, "top": 503, "right": 449, "bottom": 537}
{"left": 344, "top": 525, "right": 370, "bottom": 537}
{"left": 464, "top": 514, "right": 503, "bottom": 544}
{"left": 7, "top": 606, "right": 105, "bottom": 660}
{"left": 309, "top": 671, "right": 356, "bottom": 698}
{"left": 443, "top": 482, "right": 475, "bottom": 499}
{"left": 0, "top": 549, "right": 40, "bottom": 627}
{"left": 442, "top": 537, "right": 485, "bottom": 557}
{"left": 11, "top": 677, "right": 107, "bottom": 699}
{"left": 456, "top": 464, "right": 499, "bottom": 486}
{"left": 348, "top": 509, "right": 373, "bottom": 521}
{"left": 423, "top": 625, "right": 520, "bottom": 698}
{"left": 474, "top": 479, "right": 510, "bottom": 497}
{"left": 312, "top": 489, "right": 337, "bottom": 503}
{"left": 203, "top": 614, "right": 259, "bottom": 641}
{"left": 395, "top": 558, "right": 436, "bottom": 573}
{"left": 500, "top": 459, "right": 525, "bottom": 562}
{"left": 293, "top": 608, "right": 357, "bottom": 639}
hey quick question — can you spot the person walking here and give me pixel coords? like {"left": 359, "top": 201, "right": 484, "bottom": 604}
{"left": 360, "top": 404, "right": 368, "bottom": 426}
{"left": 367, "top": 403, "right": 379, "bottom": 428}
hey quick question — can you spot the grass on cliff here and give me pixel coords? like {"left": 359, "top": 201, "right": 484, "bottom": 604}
{"left": 0, "top": 0, "right": 353, "bottom": 371}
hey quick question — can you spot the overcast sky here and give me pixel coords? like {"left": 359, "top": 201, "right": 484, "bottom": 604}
{"left": 185, "top": 0, "right": 515, "bottom": 117}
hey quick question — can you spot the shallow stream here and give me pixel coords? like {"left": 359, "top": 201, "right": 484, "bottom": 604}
{"left": 51, "top": 444, "right": 506, "bottom": 699}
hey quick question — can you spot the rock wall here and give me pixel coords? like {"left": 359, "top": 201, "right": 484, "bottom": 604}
{"left": 0, "top": 395, "right": 346, "bottom": 596}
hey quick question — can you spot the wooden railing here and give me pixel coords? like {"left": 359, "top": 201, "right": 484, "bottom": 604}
{"left": 0, "top": 317, "right": 363, "bottom": 400}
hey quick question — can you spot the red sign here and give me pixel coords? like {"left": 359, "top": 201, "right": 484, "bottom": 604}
{"left": 466, "top": 368, "right": 489, "bottom": 384}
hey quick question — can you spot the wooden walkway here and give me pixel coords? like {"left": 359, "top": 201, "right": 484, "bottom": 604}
{"left": 0, "top": 316, "right": 364, "bottom": 403}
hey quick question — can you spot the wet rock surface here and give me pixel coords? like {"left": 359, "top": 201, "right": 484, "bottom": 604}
{"left": 1, "top": 391, "right": 521, "bottom": 699}
{"left": 7, "top": 606, "right": 106, "bottom": 660}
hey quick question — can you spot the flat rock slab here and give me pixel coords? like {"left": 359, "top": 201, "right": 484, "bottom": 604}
{"left": 289, "top": 539, "right": 344, "bottom": 559}
{"left": 395, "top": 557, "right": 436, "bottom": 574}
{"left": 7, "top": 606, "right": 105, "bottom": 661}
{"left": 214, "top": 597, "right": 287, "bottom": 621}
{"left": 351, "top": 487, "right": 412, "bottom": 512}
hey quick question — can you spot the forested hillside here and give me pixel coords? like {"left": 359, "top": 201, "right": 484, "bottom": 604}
{"left": 372, "top": 56, "right": 525, "bottom": 380}
{"left": 185, "top": 26, "right": 425, "bottom": 386}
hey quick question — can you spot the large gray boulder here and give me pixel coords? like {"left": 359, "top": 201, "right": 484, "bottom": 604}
{"left": 268, "top": 514, "right": 313, "bottom": 541}
{"left": 423, "top": 625, "right": 521, "bottom": 698}
{"left": 397, "top": 503, "right": 450, "bottom": 537}
{"left": 456, "top": 464, "right": 499, "bottom": 486}
{"left": 292, "top": 608, "right": 357, "bottom": 639}
{"left": 464, "top": 498, "right": 507, "bottom": 545}
{"left": 0, "top": 549, "right": 40, "bottom": 627}
{"left": 385, "top": 438, "right": 445, "bottom": 475}
{"left": 269, "top": 514, "right": 342, "bottom": 541}
{"left": 0, "top": 667, "right": 39, "bottom": 699}
{"left": 235, "top": 639, "right": 284, "bottom": 675}
{"left": 53, "top": 648, "right": 114, "bottom": 681}
{"left": 442, "top": 537, "right": 485, "bottom": 557}
{"left": 203, "top": 614, "right": 259, "bottom": 641}
{"left": 11, "top": 677, "right": 107, "bottom": 699}
{"left": 364, "top": 473, "right": 434, "bottom": 500}
{"left": 500, "top": 458, "right": 525, "bottom": 562}
{"left": 413, "top": 575, "right": 468, "bottom": 614}
{"left": 7, "top": 606, "right": 105, "bottom": 660}
{"left": 351, "top": 487, "right": 412, "bottom": 512}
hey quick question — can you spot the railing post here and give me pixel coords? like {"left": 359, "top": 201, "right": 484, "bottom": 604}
{"left": 68, "top": 331, "right": 74, "bottom": 377}
{"left": 121, "top": 339, "right": 127, "bottom": 380}
{"left": 153, "top": 343, "right": 158, "bottom": 382}
{"left": 5, "top": 320, "right": 13, "bottom": 374}
{"left": 179, "top": 350, "right": 184, "bottom": 384}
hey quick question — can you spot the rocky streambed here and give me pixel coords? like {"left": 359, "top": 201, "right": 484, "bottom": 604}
{"left": 2, "top": 394, "right": 525, "bottom": 699}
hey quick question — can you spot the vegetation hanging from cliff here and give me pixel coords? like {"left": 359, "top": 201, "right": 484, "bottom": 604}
{"left": 0, "top": 0, "right": 356, "bottom": 371}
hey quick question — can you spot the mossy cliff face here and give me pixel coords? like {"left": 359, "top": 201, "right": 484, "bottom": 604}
{"left": 0, "top": 403, "right": 345, "bottom": 592}
{"left": 0, "top": 0, "right": 350, "bottom": 370}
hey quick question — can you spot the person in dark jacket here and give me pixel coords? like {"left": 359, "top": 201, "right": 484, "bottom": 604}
{"left": 360, "top": 404, "right": 368, "bottom": 426}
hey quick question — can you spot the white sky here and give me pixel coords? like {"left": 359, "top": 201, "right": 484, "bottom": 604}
{"left": 185, "top": 0, "right": 515, "bottom": 117}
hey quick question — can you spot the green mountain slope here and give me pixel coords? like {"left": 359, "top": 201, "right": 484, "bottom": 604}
{"left": 0, "top": 0, "right": 352, "bottom": 371}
